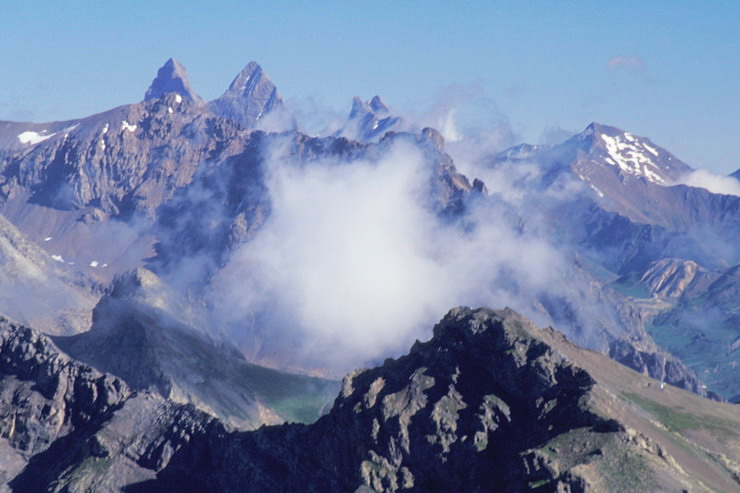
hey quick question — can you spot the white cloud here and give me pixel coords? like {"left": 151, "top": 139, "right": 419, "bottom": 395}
{"left": 676, "top": 169, "right": 740, "bottom": 196}
{"left": 207, "top": 139, "right": 565, "bottom": 374}
{"left": 607, "top": 55, "right": 647, "bottom": 73}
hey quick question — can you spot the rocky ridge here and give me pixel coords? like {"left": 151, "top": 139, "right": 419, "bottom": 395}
{"left": 2, "top": 308, "right": 739, "bottom": 492}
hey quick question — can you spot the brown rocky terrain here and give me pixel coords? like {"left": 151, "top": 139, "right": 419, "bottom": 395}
{"left": 2, "top": 307, "right": 738, "bottom": 492}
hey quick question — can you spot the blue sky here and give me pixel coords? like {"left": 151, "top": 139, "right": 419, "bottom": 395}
{"left": 1, "top": 1, "right": 738, "bottom": 173}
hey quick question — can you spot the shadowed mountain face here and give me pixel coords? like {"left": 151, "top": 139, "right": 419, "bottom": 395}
{"left": 144, "top": 58, "right": 204, "bottom": 105}
{"left": 53, "top": 268, "right": 338, "bottom": 430}
{"left": 2, "top": 308, "right": 738, "bottom": 492}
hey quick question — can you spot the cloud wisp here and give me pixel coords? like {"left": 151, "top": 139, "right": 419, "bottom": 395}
{"left": 607, "top": 55, "right": 647, "bottom": 74}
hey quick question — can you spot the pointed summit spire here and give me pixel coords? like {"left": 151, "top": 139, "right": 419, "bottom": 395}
{"left": 227, "top": 61, "right": 264, "bottom": 93}
{"left": 209, "top": 61, "right": 290, "bottom": 130}
{"left": 336, "top": 96, "right": 404, "bottom": 142}
{"left": 145, "top": 58, "right": 203, "bottom": 103}
{"left": 368, "top": 96, "right": 390, "bottom": 116}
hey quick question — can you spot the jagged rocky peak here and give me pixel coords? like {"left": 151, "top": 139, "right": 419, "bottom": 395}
{"left": 226, "top": 61, "right": 269, "bottom": 93}
{"left": 337, "top": 95, "right": 404, "bottom": 142}
{"left": 3, "top": 307, "right": 739, "bottom": 491}
{"left": 208, "top": 61, "right": 288, "bottom": 130}
{"left": 144, "top": 58, "right": 203, "bottom": 104}
{"left": 421, "top": 126, "right": 445, "bottom": 151}
{"left": 349, "top": 95, "right": 390, "bottom": 119}
{"left": 368, "top": 95, "right": 390, "bottom": 114}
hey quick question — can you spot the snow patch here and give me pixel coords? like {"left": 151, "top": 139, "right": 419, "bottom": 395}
{"left": 44, "top": 237, "right": 52, "bottom": 242}
{"left": 18, "top": 131, "right": 55, "bottom": 145}
{"left": 102, "top": 123, "right": 109, "bottom": 134}
{"left": 51, "top": 255, "right": 64, "bottom": 263}
{"left": 174, "top": 93, "right": 182, "bottom": 104}
{"left": 90, "top": 261, "right": 99, "bottom": 267}
{"left": 121, "top": 121, "right": 137, "bottom": 132}
{"left": 600, "top": 133, "right": 665, "bottom": 183}
{"left": 63, "top": 123, "right": 79, "bottom": 138}
{"left": 168, "top": 107, "right": 173, "bottom": 114}
{"left": 589, "top": 184, "right": 605, "bottom": 198}
{"left": 643, "top": 142, "right": 659, "bottom": 156}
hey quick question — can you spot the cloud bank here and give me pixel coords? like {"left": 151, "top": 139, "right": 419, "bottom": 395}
{"left": 207, "top": 138, "right": 566, "bottom": 374}
{"left": 676, "top": 169, "right": 740, "bottom": 197}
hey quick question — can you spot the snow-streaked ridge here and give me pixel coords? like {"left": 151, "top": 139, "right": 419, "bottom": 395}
{"left": 18, "top": 131, "right": 56, "bottom": 145}
{"left": 600, "top": 133, "right": 666, "bottom": 183}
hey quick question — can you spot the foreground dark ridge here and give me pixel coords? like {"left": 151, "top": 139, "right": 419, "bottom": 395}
{"left": 1, "top": 308, "right": 739, "bottom": 492}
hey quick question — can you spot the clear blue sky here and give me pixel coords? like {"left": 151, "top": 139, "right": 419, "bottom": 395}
{"left": 1, "top": 1, "right": 738, "bottom": 173}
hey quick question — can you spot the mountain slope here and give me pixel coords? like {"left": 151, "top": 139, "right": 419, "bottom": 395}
{"left": 4, "top": 308, "right": 738, "bottom": 492}
{"left": 54, "top": 268, "right": 338, "bottom": 429}
{"left": 0, "top": 212, "right": 98, "bottom": 335}
{"left": 208, "top": 61, "right": 292, "bottom": 130}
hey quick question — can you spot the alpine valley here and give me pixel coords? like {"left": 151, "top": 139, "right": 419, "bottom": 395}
{"left": 0, "top": 59, "right": 737, "bottom": 492}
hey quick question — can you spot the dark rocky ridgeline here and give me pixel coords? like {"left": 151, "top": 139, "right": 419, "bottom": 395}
{"left": 0, "top": 317, "right": 132, "bottom": 487}
{"left": 5, "top": 307, "right": 736, "bottom": 492}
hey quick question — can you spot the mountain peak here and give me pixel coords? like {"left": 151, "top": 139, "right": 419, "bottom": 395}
{"left": 338, "top": 95, "right": 404, "bottom": 142}
{"left": 581, "top": 122, "right": 623, "bottom": 139}
{"left": 568, "top": 122, "right": 693, "bottom": 187}
{"left": 144, "top": 58, "right": 203, "bottom": 103}
{"left": 226, "top": 61, "right": 264, "bottom": 93}
{"left": 209, "top": 61, "right": 289, "bottom": 130}
{"left": 369, "top": 95, "right": 390, "bottom": 115}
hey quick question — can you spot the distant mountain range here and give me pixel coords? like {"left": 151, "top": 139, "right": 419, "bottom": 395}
{"left": 0, "top": 58, "right": 738, "bottom": 491}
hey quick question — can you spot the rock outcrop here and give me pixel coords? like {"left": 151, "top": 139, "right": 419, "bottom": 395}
{"left": 4, "top": 308, "right": 739, "bottom": 492}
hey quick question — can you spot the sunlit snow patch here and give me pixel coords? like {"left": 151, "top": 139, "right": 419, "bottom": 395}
{"left": 18, "top": 131, "right": 55, "bottom": 145}
{"left": 174, "top": 93, "right": 182, "bottom": 104}
{"left": 63, "top": 123, "right": 79, "bottom": 138}
{"left": 600, "top": 133, "right": 665, "bottom": 184}
{"left": 90, "top": 261, "right": 99, "bottom": 267}
{"left": 44, "top": 237, "right": 52, "bottom": 242}
{"left": 51, "top": 255, "right": 64, "bottom": 263}
{"left": 121, "top": 121, "right": 137, "bottom": 132}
